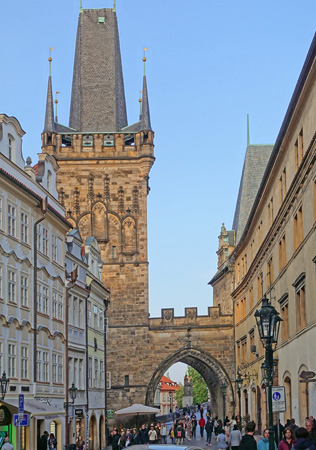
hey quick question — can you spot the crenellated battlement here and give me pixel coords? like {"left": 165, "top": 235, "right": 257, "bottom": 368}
{"left": 41, "top": 130, "right": 155, "bottom": 160}
{"left": 149, "top": 305, "right": 233, "bottom": 329}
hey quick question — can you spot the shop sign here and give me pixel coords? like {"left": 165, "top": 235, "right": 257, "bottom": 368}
{"left": 75, "top": 409, "right": 84, "bottom": 418}
{"left": 0, "top": 406, "right": 11, "bottom": 426}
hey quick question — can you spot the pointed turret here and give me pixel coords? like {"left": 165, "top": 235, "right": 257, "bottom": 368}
{"left": 140, "top": 74, "right": 152, "bottom": 131}
{"left": 69, "top": 8, "right": 127, "bottom": 132}
{"left": 43, "top": 56, "right": 56, "bottom": 133}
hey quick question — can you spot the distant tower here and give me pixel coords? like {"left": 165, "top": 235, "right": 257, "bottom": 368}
{"left": 41, "top": 6, "right": 155, "bottom": 410}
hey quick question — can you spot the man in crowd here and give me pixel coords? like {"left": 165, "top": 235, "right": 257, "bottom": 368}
{"left": 239, "top": 421, "right": 257, "bottom": 450}
{"left": 306, "top": 419, "right": 316, "bottom": 446}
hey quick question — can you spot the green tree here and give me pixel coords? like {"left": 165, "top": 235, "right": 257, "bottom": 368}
{"left": 186, "top": 366, "right": 208, "bottom": 406}
{"left": 175, "top": 383, "right": 184, "bottom": 409}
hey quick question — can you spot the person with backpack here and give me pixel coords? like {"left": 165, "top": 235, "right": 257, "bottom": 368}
{"left": 176, "top": 421, "right": 185, "bottom": 445}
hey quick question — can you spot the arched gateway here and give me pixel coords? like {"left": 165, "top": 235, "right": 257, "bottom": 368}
{"left": 40, "top": 4, "right": 236, "bottom": 421}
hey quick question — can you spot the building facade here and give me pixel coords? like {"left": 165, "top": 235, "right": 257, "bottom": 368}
{"left": 0, "top": 114, "right": 70, "bottom": 449}
{"left": 214, "top": 35, "right": 316, "bottom": 429}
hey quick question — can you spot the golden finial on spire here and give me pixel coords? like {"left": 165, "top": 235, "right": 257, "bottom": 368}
{"left": 55, "top": 91, "right": 60, "bottom": 122}
{"left": 143, "top": 48, "right": 149, "bottom": 75}
{"left": 48, "top": 47, "right": 54, "bottom": 75}
{"left": 139, "top": 90, "right": 142, "bottom": 114}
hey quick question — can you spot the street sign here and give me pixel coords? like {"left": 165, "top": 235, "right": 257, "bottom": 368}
{"left": 18, "top": 394, "right": 24, "bottom": 413}
{"left": 75, "top": 409, "right": 84, "bottom": 418}
{"left": 107, "top": 409, "right": 115, "bottom": 419}
{"left": 14, "top": 414, "right": 30, "bottom": 427}
{"left": 271, "top": 386, "right": 286, "bottom": 412}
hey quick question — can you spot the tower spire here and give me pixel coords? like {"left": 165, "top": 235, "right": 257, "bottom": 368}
{"left": 80, "top": 0, "right": 83, "bottom": 13}
{"left": 55, "top": 92, "right": 60, "bottom": 123}
{"left": 113, "top": 0, "right": 116, "bottom": 12}
{"left": 43, "top": 48, "right": 56, "bottom": 133}
{"left": 140, "top": 52, "right": 152, "bottom": 131}
{"left": 247, "top": 114, "right": 250, "bottom": 146}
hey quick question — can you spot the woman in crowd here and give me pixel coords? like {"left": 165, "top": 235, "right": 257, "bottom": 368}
{"left": 229, "top": 424, "right": 242, "bottom": 450}
{"left": 76, "top": 435, "right": 85, "bottom": 450}
{"left": 278, "top": 428, "right": 295, "bottom": 450}
{"left": 258, "top": 429, "right": 277, "bottom": 450}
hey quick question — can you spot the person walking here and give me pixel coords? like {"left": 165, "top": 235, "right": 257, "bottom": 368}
{"left": 2, "top": 436, "right": 14, "bottom": 450}
{"left": 217, "top": 430, "right": 228, "bottom": 450}
{"left": 199, "top": 416, "right": 206, "bottom": 438}
{"left": 148, "top": 425, "right": 158, "bottom": 444}
{"left": 192, "top": 415, "right": 197, "bottom": 439}
{"left": 76, "top": 435, "right": 86, "bottom": 450}
{"left": 205, "top": 417, "right": 214, "bottom": 446}
{"left": 47, "top": 433, "right": 57, "bottom": 450}
{"left": 187, "top": 420, "right": 193, "bottom": 441}
{"left": 161, "top": 423, "right": 168, "bottom": 444}
{"left": 169, "top": 425, "right": 175, "bottom": 444}
{"left": 278, "top": 428, "right": 295, "bottom": 450}
{"left": 111, "top": 429, "right": 121, "bottom": 450}
{"left": 293, "top": 428, "right": 316, "bottom": 450}
{"left": 306, "top": 420, "right": 316, "bottom": 446}
{"left": 229, "top": 424, "right": 242, "bottom": 450}
{"left": 257, "top": 429, "right": 277, "bottom": 450}
{"left": 176, "top": 422, "right": 185, "bottom": 445}
{"left": 239, "top": 421, "right": 257, "bottom": 450}
{"left": 139, "top": 424, "right": 148, "bottom": 444}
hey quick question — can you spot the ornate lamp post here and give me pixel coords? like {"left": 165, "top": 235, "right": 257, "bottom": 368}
{"left": 255, "top": 295, "right": 282, "bottom": 450}
{"left": 169, "top": 390, "right": 172, "bottom": 413}
{"left": 0, "top": 372, "right": 9, "bottom": 400}
{"left": 220, "top": 383, "right": 227, "bottom": 423}
{"left": 64, "top": 383, "right": 78, "bottom": 408}
{"left": 235, "top": 372, "right": 243, "bottom": 426}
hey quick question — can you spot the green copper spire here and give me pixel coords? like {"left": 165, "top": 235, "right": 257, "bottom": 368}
{"left": 80, "top": 0, "right": 83, "bottom": 13}
{"left": 113, "top": 0, "right": 116, "bottom": 12}
{"left": 247, "top": 114, "right": 250, "bottom": 146}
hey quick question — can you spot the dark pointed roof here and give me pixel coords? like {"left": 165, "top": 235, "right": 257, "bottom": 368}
{"left": 140, "top": 75, "right": 152, "bottom": 131}
{"left": 43, "top": 61, "right": 56, "bottom": 133}
{"left": 232, "top": 144, "right": 273, "bottom": 244}
{"left": 69, "top": 8, "right": 128, "bottom": 132}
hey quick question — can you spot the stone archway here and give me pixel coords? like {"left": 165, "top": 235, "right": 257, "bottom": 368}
{"left": 146, "top": 347, "right": 234, "bottom": 419}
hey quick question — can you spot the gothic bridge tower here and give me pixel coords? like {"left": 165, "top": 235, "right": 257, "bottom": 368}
{"left": 41, "top": 6, "right": 155, "bottom": 409}
{"left": 41, "top": 5, "right": 236, "bottom": 415}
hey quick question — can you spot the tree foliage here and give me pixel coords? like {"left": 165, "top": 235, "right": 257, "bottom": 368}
{"left": 186, "top": 366, "right": 208, "bottom": 406}
{"left": 175, "top": 383, "right": 183, "bottom": 409}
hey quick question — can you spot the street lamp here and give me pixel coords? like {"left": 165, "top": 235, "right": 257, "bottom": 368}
{"left": 64, "top": 383, "right": 77, "bottom": 408}
{"left": 255, "top": 295, "right": 282, "bottom": 450}
{"left": 0, "top": 372, "right": 9, "bottom": 400}
{"left": 235, "top": 372, "right": 243, "bottom": 427}
{"left": 220, "top": 383, "right": 227, "bottom": 424}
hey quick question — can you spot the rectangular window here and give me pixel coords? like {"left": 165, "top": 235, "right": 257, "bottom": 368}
{"left": 79, "top": 360, "right": 83, "bottom": 390}
{"left": 38, "top": 225, "right": 49, "bottom": 256}
{"left": 79, "top": 300, "right": 83, "bottom": 328}
{"left": 8, "top": 204, "right": 16, "bottom": 237}
{"left": 36, "top": 350, "right": 42, "bottom": 381}
{"left": 58, "top": 355, "right": 63, "bottom": 383}
{"left": 258, "top": 221, "right": 263, "bottom": 247}
{"left": 52, "top": 291, "right": 57, "bottom": 318}
{"left": 280, "top": 168, "right": 287, "bottom": 203}
{"left": 249, "top": 331, "right": 255, "bottom": 362}
{"left": 88, "top": 301, "right": 92, "bottom": 327}
{"left": 21, "top": 275, "right": 29, "bottom": 307}
{"left": 257, "top": 274, "right": 263, "bottom": 301}
{"left": 37, "top": 284, "right": 42, "bottom": 313}
{"left": 94, "top": 305, "right": 98, "bottom": 329}
{"left": 279, "top": 234, "right": 286, "bottom": 270}
{"left": 267, "top": 257, "right": 273, "bottom": 288}
{"left": 236, "top": 342, "right": 241, "bottom": 367}
{"left": 43, "top": 352, "right": 49, "bottom": 382}
{"left": 21, "top": 346, "right": 28, "bottom": 379}
{"left": 8, "top": 343, "right": 16, "bottom": 378}
{"left": 42, "top": 286, "right": 49, "bottom": 315}
{"left": 293, "top": 207, "right": 303, "bottom": 251}
{"left": 8, "top": 270, "right": 16, "bottom": 303}
{"left": 52, "top": 354, "right": 57, "bottom": 383}
{"left": 99, "top": 308, "right": 104, "bottom": 331}
{"left": 88, "top": 357, "right": 92, "bottom": 388}
{"left": 94, "top": 359, "right": 98, "bottom": 388}
{"left": 241, "top": 338, "right": 247, "bottom": 364}
{"left": 249, "top": 287, "right": 254, "bottom": 311}
{"left": 235, "top": 302, "right": 240, "bottom": 324}
{"left": 100, "top": 360, "right": 104, "bottom": 385}
{"left": 52, "top": 235, "right": 58, "bottom": 262}
{"left": 58, "top": 294, "right": 63, "bottom": 320}
{"left": 21, "top": 212, "right": 28, "bottom": 244}
{"left": 279, "top": 296, "right": 289, "bottom": 342}
{"left": 296, "top": 285, "right": 306, "bottom": 332}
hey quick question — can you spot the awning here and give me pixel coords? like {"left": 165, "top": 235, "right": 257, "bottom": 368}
{"left": 2, "top": 397, "right": 65, "bottom": 420}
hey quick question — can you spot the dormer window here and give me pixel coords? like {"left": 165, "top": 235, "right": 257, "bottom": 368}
{"left": 8, "top": 135, "right": 15, "bottom": 162}
{"left": 47, "top": 170, "right": 52, "bottom": 194}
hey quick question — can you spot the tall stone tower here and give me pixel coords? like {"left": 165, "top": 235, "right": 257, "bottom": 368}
{"left": 41, "top": 6, "right": 154, "bottom": 409}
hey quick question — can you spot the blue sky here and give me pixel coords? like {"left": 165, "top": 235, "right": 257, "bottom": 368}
{"left": 1, "top": 1, "right": 316, "bottom": 325}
